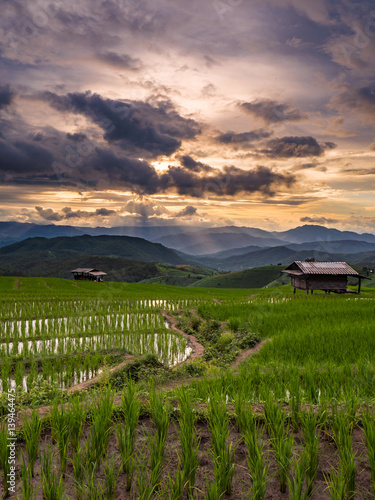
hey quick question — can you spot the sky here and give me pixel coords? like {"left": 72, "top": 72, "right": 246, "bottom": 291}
{"left": 0, "top": 0, "right": 374, "bottom": 232}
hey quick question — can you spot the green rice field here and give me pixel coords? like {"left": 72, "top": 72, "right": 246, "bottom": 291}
{"left": 0, "top": 276, "right": 374, "bottom": 499}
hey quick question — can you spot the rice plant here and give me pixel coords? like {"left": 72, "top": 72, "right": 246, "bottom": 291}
{"left": 116, "top": 378, "right": 141, "bottom": 490}
{"left": 0, "top": 419, "right": 12, "bottom": 498}
{"left": 325, "top": 466, "right": 346, "bottom": 500}
{"left": 301, "top": 409, "right": 319, "bottom": 496}
{"left": 243, "top": 423, "right": 268, "bottom": 500}
{"left": 103, "top": 453, "right": 120, "bottom": 500}
{"left": 147, "top": 387, "right": 171, "bottom": 490}
{"left": 49, "top": 400, "right": 70, "bottom": 476}
{"left": 71, "top": 444, "right": 86, "bottom": 500}
{"left": 333, "top": 411, "right": 356, "bottom": 500}
{"left": 68, "top": 395, "right": 86, "bottom": 454}
{"left": 22, "top": 409, "right": 43, "bottom": 478}
{"left": 269, "top": 424, "right": 294, "bottom": 494}
{"left": 177, "top": 388, "right": 200, "bottom": 495}
{"left": 362, "top": 409, "right": 375, "bottom": 496}
{"left": 41, "top": 446, "right": 66, "bottom": 500}
{"left": 18, "top": 450, "right": 39, "bottom": 500}
{"left": 87, "top": 386, "right": 114, "bottom": 468}
{"left": 204, "top": 479, "right": 224, "bottom": 500}
{"left": 207, "top": 395, "right": 236, "bottom": 496}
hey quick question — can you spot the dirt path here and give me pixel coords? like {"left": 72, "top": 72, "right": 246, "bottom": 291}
{"left": 161, "top": 311, "right": 204, "bottom": 362}
{"left": 20, "top": 356, "right": 135, "bottom": 418}
{"left": 231, "top": 338, "right": 272, "bottom": 369}
{"left": 66, "top": 355, "right": 135, "bottom": 393}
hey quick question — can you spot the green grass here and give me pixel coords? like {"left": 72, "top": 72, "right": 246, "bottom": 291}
{"left": 189, "top": 265, "right": 286, "bottom": 288}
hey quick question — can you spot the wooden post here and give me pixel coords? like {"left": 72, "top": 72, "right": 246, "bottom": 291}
{"left": 294, "top": 287, "right": 296, "bottom": 294}
{"left": 358, "top": 277, "right": 362, "bottom": 295}
{"left": 311, "top": 289, "right": 314, "bottom": 295}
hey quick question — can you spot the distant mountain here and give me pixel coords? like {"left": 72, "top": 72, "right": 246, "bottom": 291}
{"left": 154, "top": 231, "right": 281, "bottom": 254}
{"left": 0, "top": 235, "right": 187, "bottom": 274}
{"left": 191, "top": 245, "right": 375, "bottom": 272}
{"left": 284, "top": 240, "right": 375, "bottom": 254}
{"left": 1, "top": 221, "right": 375, "bottom": 257}
{"left": 274, "top": 225, "right": 375, "bottom": 244}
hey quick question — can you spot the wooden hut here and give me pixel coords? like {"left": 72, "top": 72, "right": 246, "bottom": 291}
{"left": 71, "top": 268, "right": 107, "bottom": 282}
{"left": 282, "top": 261, "right": 363, "bottom": 295}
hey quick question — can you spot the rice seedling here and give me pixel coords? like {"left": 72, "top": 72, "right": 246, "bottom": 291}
{"left": 207, "top": 395, "right": 236, "bottom": 496}
{"left": 71, "top": 444, "right": 86, "bottom": 500}
{"left": 234, "top": 389, "right": 253, "bottom": 434}
{"left": 301, "top": 409, "right": 319, "bottom": 496}
{"left": 22, "top": 408, "right": 43, "bottom": 478}
{"left": 134, "top": 453, "right": 155, "bottom": 500}
{"left": 269, "top": 424, "right": 294, "bottom": 494}
{"left": 87, "top": 386, "right": 114, "bottom": 468}
{"left": 204, "top": 479, "right": 224, "bottom": 500}
{"left": 325, "top": 466, "right": 346, "bottom": 500}
{"left": 243, "top": 423, "right": 268, "bottom": 500}
{"left": 18, "top": 450, "right": 39, "bottom": 500}
{"left": 177, "top": 388, "right": 200, "bottom": 495}
{"left": 287, "top": 452, "right": 312, "bottom": 500}
{"left": 160, "top": 466, "right": 184, "bottom": 500}
{"left": 49, "top": 400, "right": 70, "bottom": 476}
{"left": 333, "top": 411, "right": 356, "bottom": 500}
{"left": 362, "top": 409, "right": 375, "bottom": 496}
{"left": 68, "top": 395, "right": 86, "bottom": 454}
{"left": 289, "top": 377, "right": 302, "bottom": 432}
{"left": 116, "top": 378, "right": 141, "bottom": 489}
{"left": 147, "top": 386, "right": 171, "bottom": 490}
{"left": 103, "top": 453, "right": 120, "bottom": 500}
{"left": 41, "top": 445, "right": 66, "bottom": 500}
{"left": 0, "top": 419, "right": 12, "bottom": 498}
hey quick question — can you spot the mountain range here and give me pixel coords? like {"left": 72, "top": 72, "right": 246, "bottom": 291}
{"left": 0, "top": 222, "right": 374, "bottom": 282}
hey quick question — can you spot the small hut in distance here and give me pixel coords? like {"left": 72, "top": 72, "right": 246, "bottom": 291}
{"left": 71, "top": 268, "right": 107, "bottom": 282}
{"left": 283, "top": 261, "right": 364, "bottom": 295}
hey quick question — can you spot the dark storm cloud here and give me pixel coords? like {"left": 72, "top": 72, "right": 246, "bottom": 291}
{"left": 239, "top": 99, "right": 304, "bottom": 124}
{"left": 175, "top": 205, "right": 198, "bottom": 217}
{"left": 0, "top": 84, "right": 14, "bottom": 109}
{"left": 180, "top": 155, "right": 212, "bottom": 172}
{"left": 300, "top": 216, "right": 338, "bottom": 224}
{"left": 261, "top": 136, "right": 336, "bottom": 158}
{"left": 160, "top": 164, "right": 295, "bottom": 197}
{"left": 215, "top": 129, "right": 272, "bottom": 144}
{"left": 0, "top": 138, "right": 53, "bottom": 175}
{"left": 42, "top": 91, "right": 201, "bottom": 157}
{"left": 96, "top": 51, "right": 143, "bottom": 70}
{"left": 35, "top": 206, "right": 117, "bottom": 221}
{"left": 330, "top": 85, "right": 375, "bottom": 122}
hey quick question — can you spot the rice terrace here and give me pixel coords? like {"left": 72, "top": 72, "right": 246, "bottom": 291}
{"left": 0, "top": 276, "right": 374, "bottom": 499}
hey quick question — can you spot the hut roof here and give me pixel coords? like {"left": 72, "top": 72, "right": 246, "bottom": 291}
{"left": 283, "top": 261, "right": 359, "bottom": 276}
{"left": 71, "top": 268, "right": 107, "bottom": 275}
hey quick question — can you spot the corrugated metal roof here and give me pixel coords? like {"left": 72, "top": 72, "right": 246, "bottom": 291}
{"left": 71, "top": 268, "right": 96, "bottom": 273}
{"left": 89, "top": 271, "right": 107, "bottom": 276}
{"left": 294, "top": 261, "right": 359, "bottom": 275}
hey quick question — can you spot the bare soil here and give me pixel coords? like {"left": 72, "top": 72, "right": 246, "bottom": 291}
{"left": 3, "top": 417, "right": 373, "bottom": 499}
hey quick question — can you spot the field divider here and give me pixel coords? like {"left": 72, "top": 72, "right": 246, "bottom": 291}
{"left": 231, "top": 338, "right": 272, "bottom": 370}
{"left": 160, "top": 311, "right": 204, "bottom": 364}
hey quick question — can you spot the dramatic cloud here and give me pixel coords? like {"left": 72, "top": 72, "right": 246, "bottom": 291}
{"left": 179, "top": 155, "right": 212, "bottom": 172}
{"left": 175, "top": 205, "right": 198, "bottom": 217}
{"left": 124, "top": 200, "right": 169, "bottom": 217}
{"left": 96, "top": 51, "right": 143, "bottom": 70}
{"left": 330, "top": 86, "right": 375, "bottom": 123}
{"left": 35, "top": 206, "right": 117, "bottom": 221}
{"left": 215, "top": 129, "right": 272, "bottom": 144}
{"left": 239, "top": 99, "right": 303, "bottom": 124}
{"left": 0, "top": 84, "right": 14, "bottom": 109}
{"left": 42, "top": 91, "right": 201, "bottom": 157}
{"left": 300, "top": 216, "right": 339, "bottom": 225}
{"left": 261, "top": 136, "right": 336, "bottom": 158}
